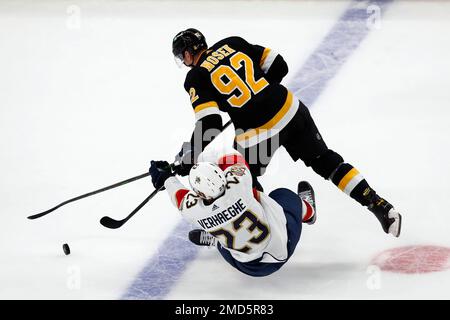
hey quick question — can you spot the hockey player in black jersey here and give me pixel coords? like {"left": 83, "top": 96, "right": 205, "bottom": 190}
{"left": 168, "top": 28, "right": 402, "bottom": 237}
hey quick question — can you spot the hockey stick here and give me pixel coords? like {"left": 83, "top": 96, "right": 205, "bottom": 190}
{"left": 99, "top": 120, "right": 233, "bottom": 229}
{"left": 99, "top": 163, "right": 179, "bottom": 229}
{"left": 28, "top": 120, "right": 232, "bottom": 222}
{"left": 99, "top": 185, "right": 165, "bottom": 229}
{"left": 27, "top": 172, "right": 151, "bottom": 220}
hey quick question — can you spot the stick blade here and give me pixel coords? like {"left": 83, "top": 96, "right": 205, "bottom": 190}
{"left": 27, "top": 209, "right": 53, "bottom": 220}
{"left": 28, "top": 214, "right": 41, "bottom": 220}
{"left": 100, "top": 216, "right": 125, "bottom": 229}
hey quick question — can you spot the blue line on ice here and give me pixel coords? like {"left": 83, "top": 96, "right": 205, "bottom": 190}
{"left": 122, "top": 220, "right": 197, "bottom": 299}
{"left": 122, "top": 0, "right": 393, "bottom": 300}
{"left": 289, "top": 0, "right": 393, "bottom": 106}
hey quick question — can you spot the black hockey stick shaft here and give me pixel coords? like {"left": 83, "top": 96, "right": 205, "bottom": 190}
{"left": 99, "top": 185, "right": 164, "bottom": 229}
{"left": 27, "top": 172, "right": 151, "bottom": 220}
{"left": 99, "top": 120, "right": 233, "bottom": 229}
{"left": 28, "top": 120, "right": 232, "bottom": 221}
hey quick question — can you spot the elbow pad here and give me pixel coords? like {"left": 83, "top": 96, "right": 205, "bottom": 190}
{"left": 264, "top": 55, "right": 288, "bottom": 84}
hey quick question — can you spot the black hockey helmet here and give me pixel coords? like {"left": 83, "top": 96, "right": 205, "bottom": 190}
{"left": 172, "top": 28, "right": 207, "bottom": 64}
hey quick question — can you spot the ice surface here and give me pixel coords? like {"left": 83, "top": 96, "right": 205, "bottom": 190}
{"left": 0, "top": 0, "right": 449, "bottom": 299}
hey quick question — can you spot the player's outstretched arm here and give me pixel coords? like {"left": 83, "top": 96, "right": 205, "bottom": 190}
{"left": 176, "top": 66, "right": 224, "bottom": 176}
{"left": 175, "top": 114, "right": 223, "bottom": 176}
{"left": 164, "top": 176, "right": 190, "bottom": 210}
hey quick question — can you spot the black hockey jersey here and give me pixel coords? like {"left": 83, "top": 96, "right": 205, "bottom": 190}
{"left": 183, "top": 36, "right": 299, "bottom": 148}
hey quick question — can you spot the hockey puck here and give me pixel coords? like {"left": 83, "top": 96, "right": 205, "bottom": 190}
{"left": 62, "top": 243, "right": 71, "bottom": 255}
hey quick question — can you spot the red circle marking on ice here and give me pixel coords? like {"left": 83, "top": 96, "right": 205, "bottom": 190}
{"left": 371, "top": 245, "right": 450, "bottom": 274}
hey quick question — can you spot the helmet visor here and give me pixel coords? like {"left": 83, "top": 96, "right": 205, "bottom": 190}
{"left": 174, "top": 54, "right": 185, "bottom": 68}
{"left": 172, "top": 31, "right": 188, "bottom": 67}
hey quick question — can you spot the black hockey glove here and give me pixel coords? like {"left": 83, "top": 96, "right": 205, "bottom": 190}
{"left": 174, "top": 142, "right": 199, "bottom": 177}
{"left": 149, "top": 160, "right": 174, "bottom": 190}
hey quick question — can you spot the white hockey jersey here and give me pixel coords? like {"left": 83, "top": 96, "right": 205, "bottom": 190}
{"left": 164, "top": 153, "right": 289, "bottom": 263}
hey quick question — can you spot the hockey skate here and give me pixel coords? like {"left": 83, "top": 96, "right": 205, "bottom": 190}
{"left": 367, "top": 192, "right": 402, "bottom": 237}
{"left": 188, "top": 229, "right": 217, "bottom": 247}
{"left": 298, "top": 181, "right": 317, "bottom": 224}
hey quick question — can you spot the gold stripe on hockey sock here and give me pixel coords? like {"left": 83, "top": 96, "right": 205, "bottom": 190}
{"left": 338, "top": 168, "right": 360, "bottom": 191}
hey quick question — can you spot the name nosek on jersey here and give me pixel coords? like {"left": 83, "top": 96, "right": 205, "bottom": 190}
{"left": 197, "top": 199, "right": 247, "bottom": 230}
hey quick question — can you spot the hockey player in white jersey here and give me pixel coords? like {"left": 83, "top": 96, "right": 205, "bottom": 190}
{"left": 149, "top": 151, "right": 316, "bottom": 277}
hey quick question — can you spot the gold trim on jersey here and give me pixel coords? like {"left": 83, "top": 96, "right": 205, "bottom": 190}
{"left": 260, "top": 48, "right": 278, "bottom": 73}
{"left": 235, "top": 90, "right": 296, "bottom": 145}
{"left": 194, "top": 101, "right": 221, "bottom": 121}
{"left": 194, "top": 101, "right": 219, "bottom": 113}
{"left": 260, "top": 48, "right": 271, "bottom": 66}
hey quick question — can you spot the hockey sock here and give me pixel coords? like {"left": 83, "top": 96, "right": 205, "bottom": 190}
{"left": 330, "top": 163, "right": 375, "bottom": 207}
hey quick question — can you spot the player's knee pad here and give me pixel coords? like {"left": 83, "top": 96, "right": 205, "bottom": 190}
{"left": 309, "top": 150, "right": 344, "bottom": 179}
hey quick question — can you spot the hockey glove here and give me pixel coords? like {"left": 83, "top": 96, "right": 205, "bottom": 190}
{"left": 149, "top": 160, "right": 174, "bottom": 190}
{"left": 174, "top": 142, "right": 199, "bottom": 177}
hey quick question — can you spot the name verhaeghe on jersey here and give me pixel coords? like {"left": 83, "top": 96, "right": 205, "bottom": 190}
{"left": 197, "top": 198, "right": 247, "bottom": 230}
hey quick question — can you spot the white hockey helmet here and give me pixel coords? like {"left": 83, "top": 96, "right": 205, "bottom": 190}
{"left": 189, "top": 162, "right": 227, "bottom": 200}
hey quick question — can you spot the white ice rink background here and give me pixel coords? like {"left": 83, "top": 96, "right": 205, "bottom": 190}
{"left": 0, "top": 0, "right": 449, "bottom": 299}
